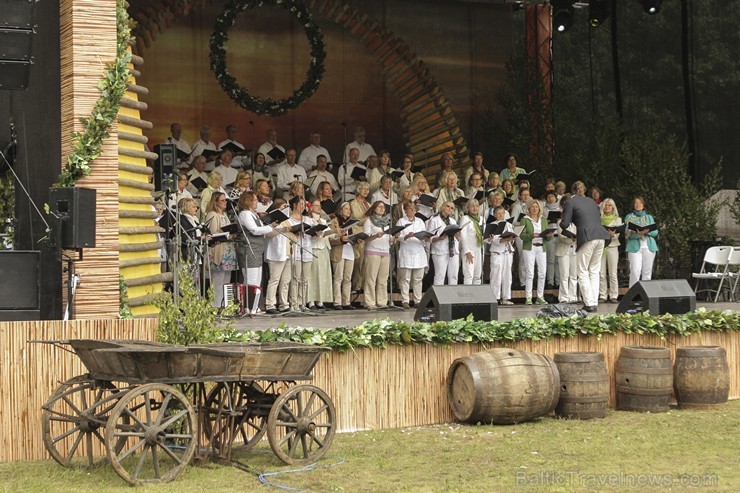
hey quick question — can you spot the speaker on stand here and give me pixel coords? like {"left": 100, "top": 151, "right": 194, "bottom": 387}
{"left": 616, "top": 280, "right": 696, "bottom": 315}
{"left": 154, "top": 143, "right": 176, "bottom": 191}
{"left": 414, "top": 285, "right": 498, "bottom": 322}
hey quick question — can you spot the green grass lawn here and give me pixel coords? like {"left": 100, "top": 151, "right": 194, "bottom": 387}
{"left": 2, "top": 400, "right": 738, "bottom": 492}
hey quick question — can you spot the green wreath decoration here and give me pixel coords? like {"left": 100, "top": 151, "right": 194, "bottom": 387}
{"left": 210, "top": 0, "right": 326, "bottom": 117}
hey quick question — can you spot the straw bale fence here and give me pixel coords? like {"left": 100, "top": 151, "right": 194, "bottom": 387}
{"left": 1, "top": 319, "right": 737, "bottom": 462}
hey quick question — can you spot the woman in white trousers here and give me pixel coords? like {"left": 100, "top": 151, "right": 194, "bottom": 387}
{"left": 458, "top": 199, "right": 485, "bottom": 285}
{"left": 599, "top": 198, "right": 623, "bottom": 302}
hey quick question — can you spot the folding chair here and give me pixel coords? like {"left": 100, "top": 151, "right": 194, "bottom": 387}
{"left": 727, "top": 247, "right": 740, "bottom": 302}
{"left": 691, "top": 245, "right": 732, "bottom": 302}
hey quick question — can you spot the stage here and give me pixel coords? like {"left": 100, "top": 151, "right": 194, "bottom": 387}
{"left": 233, "top": 300, "right": 739, "bottom": 331}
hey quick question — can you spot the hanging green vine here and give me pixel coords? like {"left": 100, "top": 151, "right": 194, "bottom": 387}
{"left": 58, "top": 0, "right": 132, "bottom": 187}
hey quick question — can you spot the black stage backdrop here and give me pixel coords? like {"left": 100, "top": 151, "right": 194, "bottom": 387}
{"left": 0, "top": 0, "right": 62, "bottom": 319}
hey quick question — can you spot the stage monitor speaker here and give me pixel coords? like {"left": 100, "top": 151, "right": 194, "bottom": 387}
{"left": 49, "top": 187, "right": 96, "bottom": 249}
{"left": 616, "top": 280, "right": 696, "bottom": 315}
{"left": 0, "top": 1, "right": 36, "bottom": 90}
{"left": 414, "top": 285, "right": 498, "bottom": 322}
{"left": 0, "top": 250, "right": 40, "bottom": 320}
{"left": 154, "top": 143, "right": 176, "bottom": 191}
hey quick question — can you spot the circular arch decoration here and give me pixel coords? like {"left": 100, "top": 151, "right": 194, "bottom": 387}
{"left": 128, "top": 0, "right": 471, "bottom": 171}
{"left": 209, "top": 0, "right": 326, "bottom": 117}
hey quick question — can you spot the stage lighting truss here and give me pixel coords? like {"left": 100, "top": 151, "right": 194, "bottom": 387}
{"left": 639, "top": 0, "right": 663, "bottom": 15}
{"left": 551, "top": 0, "right": 576, "bottom": 33}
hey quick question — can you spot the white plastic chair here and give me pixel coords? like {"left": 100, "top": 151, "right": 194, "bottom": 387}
{"left": 692, "top": 245, "right": 732, "bottom": 302}
{"left": 727, "top": 247, "right": 740, "bottom": 302}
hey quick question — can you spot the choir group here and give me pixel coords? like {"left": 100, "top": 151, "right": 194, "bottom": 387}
{"left": 155, "top": 124, "right": 659, "bottom": 314}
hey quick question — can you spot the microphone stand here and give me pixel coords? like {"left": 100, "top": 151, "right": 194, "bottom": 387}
{"left": 383, "top": 186, "right": 403, "bottom": 311}
{"left": 229, "top": 200, "right": 257, "bottom": 316}
{"left": 277, "top": 217, "right": 319, "bottom": 317}
{"left": 248, "top": 120, "right": 256, "bottom": 171}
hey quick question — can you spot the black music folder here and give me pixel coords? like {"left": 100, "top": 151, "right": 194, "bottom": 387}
{"left": 606, "top": 224, "right": 626, "bottom": 234}
{"left": 385, "top": 224, "right": 410, "bottom": 236}
{"left": 417, "top": 194, "right": 437, "bottom": 208}
{"left": 439, "top": 224, "right": 462, "bottom": 237}
{"left": 266, "top": 147, "right": 286, "bottom": 162}
{"left": 263, "top": 207, "right": 290, "bottom": 224}
{"left": 413, "top": 231, "right": 434, "bottom": 241}
{"left": 350, "top": 165, "right": 367, "bottom": 180}
{"left": 220, "top": 141, "right": 246, "bottom": 155}
{"left": 348, "top": 232, "right": 368, "bottom": 244}
{"left": 200, "top": 148, "right": 220, "bottom": 159}
{"left": 547, "top": 210, "right": 561, "bottom": 223}
{"left": 628, "top": 222, "right": 657, "bottom": 232}
{"left": 189, "top": 176, "right": 207, "bottom": 191}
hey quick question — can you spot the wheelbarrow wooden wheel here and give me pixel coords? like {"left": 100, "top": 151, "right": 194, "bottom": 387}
{"left": 267, "top": 384, "right": 336, "bottom": 465}
{"left": 41, "top": 375, "right": 125, "bottom": 468}
{"left": 203, "top": 381, "right": 267, "bottom": 455}
{"left": 104, "top": 383, "right": 197, "bottom": 485}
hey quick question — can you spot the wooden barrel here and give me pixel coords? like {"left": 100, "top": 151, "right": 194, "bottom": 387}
{"left": 447, "top": 348, "right": 560, "bottom": 425}
{"left": 615, "top": 346, "right": 673, "bottom": 412}
{"left": 553, "top": 352, "right": 609, "bottom": 419}
{"left": 674, "top": 346, "right": 730, "bottom": 408}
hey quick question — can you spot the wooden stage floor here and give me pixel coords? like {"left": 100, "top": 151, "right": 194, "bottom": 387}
{"left": 232, "top": 300, "right": 738, "bottom": 332}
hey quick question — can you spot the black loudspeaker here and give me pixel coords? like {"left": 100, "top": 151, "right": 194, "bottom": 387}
{"left": 0, "top": 0, "right": 37, "bottom": 90}
{"left": 154, "top": 143, "right": 176, "bottom": 190}
{"left": 0, "top": 250, "right": 40, "bottom": 320}
{"left": 616, "top": 280, "right": 696, "bottom": 315}
{"left": 414, "top": 285, "right": 498, "bottom": 322}
{"left": 49, "top": 187, "right": 96, "bottom": 249}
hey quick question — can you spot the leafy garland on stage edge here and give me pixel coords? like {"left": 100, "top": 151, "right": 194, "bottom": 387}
{"left": 210, "top": 0, "right": 326, "bottom": 117}
{"left": 228, "top": 309, "right": 740, "bottom": 352}
{"left": 58, "top": 0, "right": 132, "bottom": 187}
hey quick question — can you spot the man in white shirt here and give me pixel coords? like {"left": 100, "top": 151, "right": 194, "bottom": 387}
{"left": 189, "top": 125, "right": 218, "bottom": 170}
{"left": 186, "top": 155, "right": 209, "bottom": 197}
{"left": 165, "top": 123, "right": 192, "bottom": 169}
{"left": 343, "top": 126, "right": 376, "bottom": 163}
{"left": 276, "top": 149, "right": 307, "bottom": 199}
{"left": 307, "top": 154, "right": 339, "bottom": 197}
{"left": 217, "top": 124, "right": 250, "bottom": 169}
{"left": 337, "top": 147, "right": 367, "bottom": 202}
{"left": 213, "top": 149, "right": 239, "bottom": 189}
{"left": 257, "top": 128, "right": 286, "bottom": 168}
{"left": 298, "top": 131, "right": 331, "bottom": 172}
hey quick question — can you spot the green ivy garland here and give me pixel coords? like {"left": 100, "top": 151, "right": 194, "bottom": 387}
{"left": 58, "top": 0, "right": 132, "bottom": 187}
{"left": 210, "top": 0, "right": 326, "bottom": 117}
{"left": 233, "top": 309, "right": 740, "bottom": 352}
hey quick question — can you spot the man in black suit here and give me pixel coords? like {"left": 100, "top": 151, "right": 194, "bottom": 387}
{"left": 560, "top": 183, "right": 611, "bottom": 312}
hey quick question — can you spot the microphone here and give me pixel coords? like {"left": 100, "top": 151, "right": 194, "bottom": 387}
{"left": 340, "top": 122, "right": 346, "bottom": 127}
{"left": 249, "top": 120, "right": 254, "bottom": 125}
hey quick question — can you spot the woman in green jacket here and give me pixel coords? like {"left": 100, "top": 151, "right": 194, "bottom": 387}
{"left": 624, "top": 196, "right": 658, "bottom": 288}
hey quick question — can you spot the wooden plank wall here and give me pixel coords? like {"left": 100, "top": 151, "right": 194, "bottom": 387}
{"left": 59, "top": 0, "right": 120, "bottom": 318}
{"left": 310, "top": 332, "right": 740, "bottom": 432}
{"left": 0, "top": 319, "right": 157, "bottom": 462}
{"left": 0, "top": 319, "right": 737, "bottom": 462}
